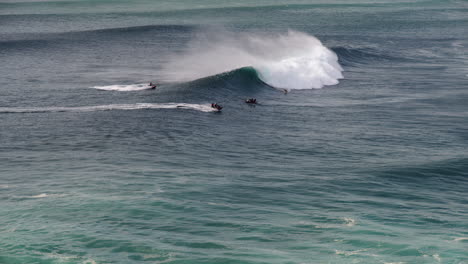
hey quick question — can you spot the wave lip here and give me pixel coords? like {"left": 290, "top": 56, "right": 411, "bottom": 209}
{"left": 163, "top": 30, "right": 343, "bottom": 90}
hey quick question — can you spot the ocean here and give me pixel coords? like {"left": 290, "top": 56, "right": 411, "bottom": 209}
{"left": 1, "top": 0, "right": 467, "bottom": 263}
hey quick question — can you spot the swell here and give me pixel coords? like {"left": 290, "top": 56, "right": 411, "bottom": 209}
{"left": 186, "top": 67, "right": 267, "bottom": 93}
{"left": 332, "top": 46, "right": 411, "bottom": 66}
{"left": 74, "top": 24, "right": 194, "bottom": 35}
{"left": 0, "top": 24, "right": 193, "bottom": 51}
{"left": 2, "top": 2, "right": 457, "bottom": 14}
{"left": 374, "top": 158, "right": 468, "bottom": 189}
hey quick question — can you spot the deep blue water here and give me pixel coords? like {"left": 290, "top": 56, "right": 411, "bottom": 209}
{"left": 1, "top": 1, "right": 468, "bottom": 263}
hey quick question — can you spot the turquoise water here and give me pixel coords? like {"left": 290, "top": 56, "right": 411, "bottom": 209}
{"left": 1, "top": 0, "right": 467, "bottom": 263}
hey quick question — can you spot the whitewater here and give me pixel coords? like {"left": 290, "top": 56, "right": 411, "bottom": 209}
{"left": 162, "top": 30, "right": 343, "bottom": 90}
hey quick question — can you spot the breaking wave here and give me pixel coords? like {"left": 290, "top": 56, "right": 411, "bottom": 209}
{"left": 162, "top": 30, "right": 343, "bottom": 90}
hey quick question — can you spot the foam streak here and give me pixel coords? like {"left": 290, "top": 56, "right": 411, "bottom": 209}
{"left": 0, "top": 103, "right": 217, "bottom": 114}
{"left": 91, "top": 84, "right": 153, "bottom": 91}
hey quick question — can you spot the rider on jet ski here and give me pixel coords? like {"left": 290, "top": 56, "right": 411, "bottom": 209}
{"left": 148, "top": 82, "right": 157, "bottom": 89}
{"left": 211, "top": 103, "right": 223, "bottom": 110}
{"left": 245, "top": 98, "right": 257, "bottom": 104}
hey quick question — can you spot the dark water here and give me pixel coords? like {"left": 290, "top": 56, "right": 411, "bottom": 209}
{"left": 1, "top": 1, "right": 467, "bottom": 263}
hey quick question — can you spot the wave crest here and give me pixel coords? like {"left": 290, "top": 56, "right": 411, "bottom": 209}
{"left": 163, "top": 30, "right": 343, "bottom": 90}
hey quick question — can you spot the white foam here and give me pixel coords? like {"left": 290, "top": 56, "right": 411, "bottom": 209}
{"left": 27, "top": 193, "right": 68, "bottom": 199}
{"left": 44, "top": 252, "right": 76, "bottom": 261}
{"left": 335, "top": 249, "right": 379, "bottom": 258}
{"left": 0, "top": 103, "right": 217, "bottom": 113}
{"left": 343, "top": 217, "right": 356, "bottom": 227}
{"left": 162, "top": 30, "right": 343, "bottom": 90}
{"left": 451, "top": 41, "right": 464, "bottom": 48}
{"left": 29, "top": 193, "right": 49, "bottom": 198}
{"left": 36, "top": 251, "right": 97, "bottom": 264}
{"left": 454, "top": 237, "right": 468, "bottom": 242}
{"left": 335, "top": 249, "right": 366, "bottom": 256}
{"left": 91, "top": 83, "right": 154, "bottom": 91}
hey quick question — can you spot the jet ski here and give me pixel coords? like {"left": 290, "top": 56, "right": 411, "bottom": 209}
{"left": 148, "top": 82, "right": 157, "bottom": 89}
{"left": 245, "top": 98, "right": 257, "bottom": 104}
{"left": 211, "top": 103, "right": 223, "bottom": 111}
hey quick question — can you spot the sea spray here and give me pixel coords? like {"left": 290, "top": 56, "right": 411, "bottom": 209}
{"left": 162, "top": 30, "right": 343, "bottom": 89}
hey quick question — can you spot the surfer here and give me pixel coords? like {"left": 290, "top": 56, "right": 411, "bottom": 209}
{"left": 245, "top": 98, "right": 257, "bottom": 104}
{"left": 282, "top": 89, "right": 288, "bottom": 94}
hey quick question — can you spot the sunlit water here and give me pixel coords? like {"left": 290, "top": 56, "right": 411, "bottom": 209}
{"left": 1, "top": 1, "right": 467, "bottom": 263}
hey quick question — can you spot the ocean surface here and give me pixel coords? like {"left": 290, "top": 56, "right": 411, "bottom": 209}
{"left": 1, "top": 0, "right": 467, "bottom": 263}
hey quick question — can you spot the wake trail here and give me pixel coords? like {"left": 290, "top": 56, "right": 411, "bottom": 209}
{"left": 90, "top": 84, "right": 154, "bottom": 91}
{"left": 0, "top": 103, "right": 217, "bottom": 114}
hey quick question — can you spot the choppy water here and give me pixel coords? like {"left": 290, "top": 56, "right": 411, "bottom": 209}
{"left": 1, "top": 0, "right": 467, "bottom": 263}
